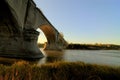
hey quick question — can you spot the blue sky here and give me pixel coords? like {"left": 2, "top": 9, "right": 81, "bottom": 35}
{"left": 34, "top": 0, "right": 120, "bottom": 45}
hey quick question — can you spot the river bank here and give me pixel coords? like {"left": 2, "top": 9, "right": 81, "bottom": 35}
{"left": 38, "top": 43, "right": 120, "bottom": 50}
{"left": 66, "top": 44, "right": 120, "bottom": 50}
{"left": 0, "top": 61, "right": 120, "bottom": 80}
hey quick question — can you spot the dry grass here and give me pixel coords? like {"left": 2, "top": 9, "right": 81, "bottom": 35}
{"left": 0, "top": 61, "right": 119, "bottom": 80}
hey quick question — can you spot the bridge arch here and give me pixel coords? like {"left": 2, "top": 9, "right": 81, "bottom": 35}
{"left": 39, "top": 25, "right": 56, "bottom": 43}
{"left": 37, "top": 24, "right": 59, "bottom": 50}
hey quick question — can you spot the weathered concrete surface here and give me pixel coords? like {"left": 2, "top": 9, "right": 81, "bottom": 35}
{"left": 0, "top": 0, "right": 67, "bottom": 59}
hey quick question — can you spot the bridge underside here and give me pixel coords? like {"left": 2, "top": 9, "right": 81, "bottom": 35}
{"left": 0, "top": 0, "right": 67, "bottom": 59}
{"left": 39, "top": 25, "right": 65, "bottom": 50}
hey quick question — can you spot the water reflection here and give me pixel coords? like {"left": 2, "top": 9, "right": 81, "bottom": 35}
{"left": 37, "top": 49, "right": 65, "bottom": 64}
{"left": 0, "top": 49, "right": 120, "bottom": 67}
{"left": 38, "top": 49, "right": 120, "bottom": 66}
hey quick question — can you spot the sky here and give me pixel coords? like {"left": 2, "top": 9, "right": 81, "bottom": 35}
{"left": 34, "top": 0, "right": 120, "bottom": 45}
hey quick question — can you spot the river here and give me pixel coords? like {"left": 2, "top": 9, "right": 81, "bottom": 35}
{"left": 38, "top": 49, "right": 120, "bottom": 66}
{"left": 0, "top": 49, "right": 120, "bottom": 66}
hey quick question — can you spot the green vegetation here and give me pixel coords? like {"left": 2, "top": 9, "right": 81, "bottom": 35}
{"left": 0, "top": 61, "right": 120, "bottom": 80}
{"left": 38, "top": 43, "right": 44, "bottom": 48}
{"left": 66, "top": 43, "right": 120, "bottom": 50}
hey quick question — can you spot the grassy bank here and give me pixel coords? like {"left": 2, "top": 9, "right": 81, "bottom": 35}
{"left": 0, "top": 61, "right": 120, "bottom": 80}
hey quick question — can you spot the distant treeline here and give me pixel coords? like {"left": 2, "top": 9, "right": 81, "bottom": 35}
{"left": 66, "top": 44, "right": 120, "bottom": 50}
{"left": 38, "top": 43, "right": 120, "bottom": 50}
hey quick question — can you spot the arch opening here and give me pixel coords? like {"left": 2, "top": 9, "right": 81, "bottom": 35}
{"left": 37, "top": 28, "right": 47, "bottom": 44}
{"left": 37, "top": 28, "right": 47, "bottom": 48}
{"left": 37, "top": 25, "right": 57, "bottom": 49}
{"left": 39, "top": 25, "right": 56, "bottom": 43}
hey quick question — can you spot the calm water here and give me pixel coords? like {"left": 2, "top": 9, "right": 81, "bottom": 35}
{"left": 0, "top": 49, "right": 120, "bottom": 66}
{"left": 38, "top": 49, "right": 120, "bottom": 66}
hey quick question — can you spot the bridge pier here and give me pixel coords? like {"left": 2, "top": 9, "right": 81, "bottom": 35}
{"left": 0, "top": 28, "right": 43, "bottom": 59}
{"left": 22, "top": 29, "right": 44, "bottom": 59}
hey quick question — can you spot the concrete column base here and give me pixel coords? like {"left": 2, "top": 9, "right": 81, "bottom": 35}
{"left": 0, "top": 29, "right": 44, "bottom": 59}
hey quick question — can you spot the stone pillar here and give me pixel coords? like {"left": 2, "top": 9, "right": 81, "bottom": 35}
{"left": 22, "top": 29, "right": 44, "bottom": 58}
{"left": 0, "top": 28, "right": 44, "bottom": 59}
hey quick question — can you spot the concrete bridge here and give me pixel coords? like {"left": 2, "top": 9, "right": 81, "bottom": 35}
{"left": 0, "top": 0, "right": 67, "bottom": 59}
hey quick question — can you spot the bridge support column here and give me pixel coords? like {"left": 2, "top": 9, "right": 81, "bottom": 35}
{"left": 0, "top": 28, "right": 43, "bottom": 59}
{"left": 22, "top": 29, "right": 44, "bottom": 59}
